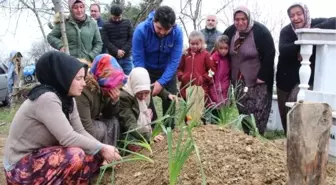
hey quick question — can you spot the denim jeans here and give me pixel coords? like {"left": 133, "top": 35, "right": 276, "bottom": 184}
{"left": 117, "top": 56, "right": 133, "bottom": 75}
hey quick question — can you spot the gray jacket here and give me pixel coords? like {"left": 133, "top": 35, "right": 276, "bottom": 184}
{"left": 201, "top": 28, "right": 222, "bottom": 52}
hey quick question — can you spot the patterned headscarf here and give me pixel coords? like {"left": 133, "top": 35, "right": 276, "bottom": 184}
{"left": 90, "top": 54, "right": 127, "bottom": 91}
{"left": 287, "top": 3, "right": 311, "bottom": 31}
{"left": 233, "top": 6, "right": 255, "bottom": 53}
{"left": 233, "top": 5, "right": 254, "bottom": 33}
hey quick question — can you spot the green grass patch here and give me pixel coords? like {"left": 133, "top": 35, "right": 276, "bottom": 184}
{"left": 0, "top": 105, "right": 19, "bottom": 134}
{"left": 264, "top": 130, "right": 286, "bottom": 140}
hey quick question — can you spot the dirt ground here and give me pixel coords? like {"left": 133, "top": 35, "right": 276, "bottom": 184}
{"left": 0, "top": 125, "right": 335, "bottom": 185}
{"left": 112, "top": 125, "right": 336, "bottom": 185}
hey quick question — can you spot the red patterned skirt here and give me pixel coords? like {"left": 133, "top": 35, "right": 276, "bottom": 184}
{"left": 5, "top": 146, "right": 103, "bottom": 185}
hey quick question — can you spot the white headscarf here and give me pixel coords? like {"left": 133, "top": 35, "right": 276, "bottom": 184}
{"left": 233, "top": 5, "right": 255, "bottom": 43}
{"left": 233, "top": 5, "right": 254, "bottom": 33}
{"left": 287, "top": 2, "right": 311, "bottom": 31}
{"left": 123, "top": 67, "right": 152, "bottom": 134}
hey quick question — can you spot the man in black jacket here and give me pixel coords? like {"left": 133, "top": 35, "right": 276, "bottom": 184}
{"left": 102, "top": 5, "right": 133, "bottom": 75}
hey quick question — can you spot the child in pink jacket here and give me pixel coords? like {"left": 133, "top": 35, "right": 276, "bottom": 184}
{"left": 209, "top": 35, "right": 230, "bottom": 112}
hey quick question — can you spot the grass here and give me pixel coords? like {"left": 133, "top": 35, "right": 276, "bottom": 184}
{"left": 153, "top": 97, "right": 285, "bottom": 140}
{"left": 0, "top": 105, "right": 19, "bottom": 135}
{"left": 264, "top": 130, "right": 286, "bottom": 140}
{"left": 158, "top": 95, "right": 206, "bottom": 185}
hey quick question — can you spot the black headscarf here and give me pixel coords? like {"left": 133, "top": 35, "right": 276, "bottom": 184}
{"left": 27, "top": 51, "right": 88, "bottom": 120}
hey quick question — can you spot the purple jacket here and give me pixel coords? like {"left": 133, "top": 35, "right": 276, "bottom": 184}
{"left": 209, "top": 51, "right": 230, "bottom": 107}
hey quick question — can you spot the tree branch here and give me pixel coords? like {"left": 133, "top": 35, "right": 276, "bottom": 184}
{"left": 178, "top": 16, "right": 189, "bottom": 36}
{"left": 214, "top": 0, "right": 235, "bottom": 15}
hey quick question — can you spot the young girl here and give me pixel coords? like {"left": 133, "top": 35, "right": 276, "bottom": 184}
{"left": 177, "top": 31, "right": 215, "bottom": 100}
{"left": 209, "top": 35, "right": 231, "bottom": 114}
{"left": 119, "top": 67, "right": 176, "bottom": 151}
{"left": 177, "top": 31, "right": 215, "bottom": 124}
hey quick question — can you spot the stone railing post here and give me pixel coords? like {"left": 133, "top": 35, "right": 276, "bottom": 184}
{"left": 297, "top": 44, "right": 313, "bottom": 101}
{"left": 295, "top": 28, "right": 336, "bottom": 102}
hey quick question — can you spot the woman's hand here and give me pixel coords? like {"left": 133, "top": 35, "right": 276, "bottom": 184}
{"left": 298, "top": 53, "right": 302, "bottom": 62}
{"left": 153, "top": 134, "right": 165, "bottom": 142}
{"left": 256, "top": 78, "right": 265, "bottom": 84}
{"left": 147, "top": 108, "right": 153, "bottom": 120}
{"left": 100, "top": 144, "right": 121, "bottom": 163}
{"left": 117, "top": 50, "right": 125, "bottom": 58}
{"left": 108, "top": 88, "right": 120, "bottom": 103}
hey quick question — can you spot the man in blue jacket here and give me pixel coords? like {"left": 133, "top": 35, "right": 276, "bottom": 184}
{"left": 132, "top": 6, "right": 183, "bottom": 127}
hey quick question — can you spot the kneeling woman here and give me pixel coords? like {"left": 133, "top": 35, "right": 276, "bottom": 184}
{"left": 119, "top": 67, "right": 176, "bottom": 145}
{"left": 3, "top": 51, "right": 121, "bottom": 184}
{"left": 76, "top": 54, "right": 127, "bottom": 146}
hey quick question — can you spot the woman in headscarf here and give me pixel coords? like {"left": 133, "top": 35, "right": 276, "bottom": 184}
{"left": 224, "top": 6, "right": 276, "bottom": 135}
{"left": 76, "top": 54, "right": 127, "bottom": 147}
{"left": 276, "top": 3, "right": 336, "bottom": 135}
{"left": 47, "top": 0, "right": 103, "bottom": 62}
{"left": 3, "top": 51, "right": 121, "bottom": 184}
{"left": 6, "top": 51, "right": 22, "bottom": 98}
{"left": 119, "top": 67, "right": 176, "bottom": 149}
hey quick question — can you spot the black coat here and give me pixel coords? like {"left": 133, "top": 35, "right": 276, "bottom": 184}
{"left": 224, "top": 21, "right": 276, "bottom": 93}
{"left": 101, "top": 19, "right": 133, "bottom": 58}
{"left": 276, "top": 17, "right": 336, "bottom": 92}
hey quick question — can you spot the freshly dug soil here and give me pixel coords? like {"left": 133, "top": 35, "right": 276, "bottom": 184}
{"left": 101, "top": 125, "right": 336, "bottom": 185}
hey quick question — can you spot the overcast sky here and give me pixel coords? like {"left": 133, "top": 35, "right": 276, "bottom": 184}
{"left": 0, "top": 0, "right": 335, "bottom": 59}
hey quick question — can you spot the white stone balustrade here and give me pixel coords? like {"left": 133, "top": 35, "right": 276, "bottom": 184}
{"left": 294, "top": 28, "right": 336, "bottom": 109}
{"left": 291, "top": 28, "right": 336, "bottom": 160}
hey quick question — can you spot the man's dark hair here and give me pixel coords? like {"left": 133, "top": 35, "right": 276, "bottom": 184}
{"left": 110, "top": 4, "right": 123, "bottom": 16}
{"left": 90, "top": 3, "right": 101, "bottom": 12}
{"left": 154, "top": 6, "right": 176, "bottom": 30}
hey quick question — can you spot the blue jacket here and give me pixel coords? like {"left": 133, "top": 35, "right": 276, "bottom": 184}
{"left": 132, "top": 12, "right": 183, "bottom": 86}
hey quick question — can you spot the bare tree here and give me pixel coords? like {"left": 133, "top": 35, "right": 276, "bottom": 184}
{"left": 250, "top": 2, "right": 286, "bottom": 47}
{"left": 28, "top": 39, "right": 53, "bottom": 61}
{"left": 0, "top": 0, "right": 54, "bottom": 42}
{"left": 19, "top": 0, "right": 50, "bottom": 41}
{"left": 51, "top": 0, "right": 69, "bottom": 54}
{"left": 177, "top": 0, "right": 236, "bottom": 35}
{"left": 217, "top": 0, "right": 249, "bottom": 27}
{"left": 133, "top": 0, "right": 163, "bottom": 26}
{"left": 103, "top": 0, "right": 163, "bottom": 27}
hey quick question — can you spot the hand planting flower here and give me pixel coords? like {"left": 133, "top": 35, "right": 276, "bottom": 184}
{"left": 100, "top": 144, "right": 121, "bottom": 164}
{"left": 154, "top": 134, "right": 165, "bottom": 142}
